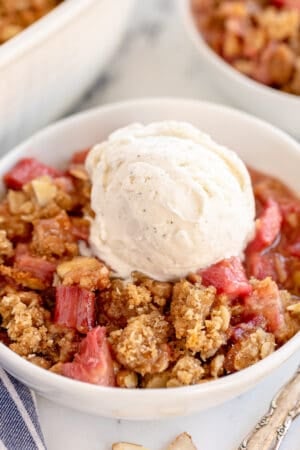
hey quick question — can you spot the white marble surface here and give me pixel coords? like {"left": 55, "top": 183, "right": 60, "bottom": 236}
{"left": 35, "top": 1, "right": 300, "bottom": 449}
{"left": 71, "top": 0, "right": 225, "bottom": 111}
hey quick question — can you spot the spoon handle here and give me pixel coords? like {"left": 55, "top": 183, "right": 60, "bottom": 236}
{"left": 238, "top": 367, "right": 300, "bottom": 450}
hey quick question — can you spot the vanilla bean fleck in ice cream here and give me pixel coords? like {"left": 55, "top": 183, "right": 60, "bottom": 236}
{"left": 86, "top": 121, "right": 255, "bottom": 281}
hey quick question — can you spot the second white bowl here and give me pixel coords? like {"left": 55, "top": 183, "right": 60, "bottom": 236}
{"left": 179, "top": 0, "right": 300, "bottom": 139}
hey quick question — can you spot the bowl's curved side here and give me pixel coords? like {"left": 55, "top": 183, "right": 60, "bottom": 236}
{"left": 0, "top": 98, "right": 300, "bottom": 418}
{"left": 0, "top": 0, "right": 136, "bottom": 153}
{"left": 1, "top": 332, "right": 300, "bottom": 419}
{"left": 178, "top": 0, "right": 300, "bottom": 138}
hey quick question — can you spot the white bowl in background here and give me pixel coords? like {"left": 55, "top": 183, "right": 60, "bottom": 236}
{"left": 0, "top": 98, "right": 300, "bottom": 420}
{"left": 179, "top": 0, "right": 300, "bottom": 139}
{"left": 0, "top": 0, "right": 135, "bottom": 154}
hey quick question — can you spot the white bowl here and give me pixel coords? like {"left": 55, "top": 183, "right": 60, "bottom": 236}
{"left": 0, "top": 98, "right": 300, "bottom": 420}
{"left": 179, "top": 0, "right": 300, "bottom": 139}
{"left": 0, "top": 0, "right": 135, "bottom": 153}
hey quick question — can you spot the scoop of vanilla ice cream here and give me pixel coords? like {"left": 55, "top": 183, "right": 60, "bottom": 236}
{"left": 86, "top": 121, "right": 255, "bottom": 281}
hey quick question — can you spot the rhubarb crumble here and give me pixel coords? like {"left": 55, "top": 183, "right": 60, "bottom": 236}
{"left": 0, "top": 150, "right": 300, "bottom": 388}
{"left": 191, "top": 0, "right": 300, "bottom": 95}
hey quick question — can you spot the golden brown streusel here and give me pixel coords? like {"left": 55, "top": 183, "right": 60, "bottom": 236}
{"left": 0, "top": 230, "right": 13, "bottom": 262}
{"left": 209, "top": 354, "right": 225, "bottom": 378}
{"left": 0, "top": 289, "right": 78, "bottom": 364}
{"left": 258, "top": 7, "right": 300, "bottom": 41}
{"left": 133, "top": 272, "right": 172, "bottom": 307}
{"left": 26, "top": 354, "right": 52, "bottom": 369}
{"left": 100, "top": 280, "right": 156, "bottom": 329}
{"left": 266, "top": 43, "right": 295, "bottom": 86}
{"left": 0, "top": 264, "right": 45, "bottom": 290}
{"left": 167, "top": 356, "right": 204, "bottom": 387}
{"left": 171, "top": 280, "right": 216, "bottom": 349}
{"left": 0, "top": 200, "right": 32, "bottom": 240}
{"left": 168, "top": 338, "right": 193, "bottom": 363}
{"left": 21, "top": 176, "right": 83, "bottom": 218}
{"left": 199, "top": 304, "right": 231, "bottom": 360}
{"left": 171, "top": 280, "right": 230, "bottom": 358}
{"left": 110, "top": 311, "right": 170, "bottom": 376}
{"left": 45, "top": 323, "right": 79, "bottom": 364}
{"left": 0, "top": 291, "right": 49, "bottom": 355}
{"left": 275, "top": 290, "right": 300, "bottom": 344}
{"left": 116, "top": 369, "right": 139, "bottom": 389}
{"left": 142, "top": 372, "right": 170, "bottom": 389}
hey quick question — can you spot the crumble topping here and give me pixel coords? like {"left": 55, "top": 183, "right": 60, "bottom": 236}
{"left": 167, "top": 356, "right": 204, "bottom": 387}
{"left": 225, "top": 328, "right": 275, "bottom": 373}
{"left": 110, "top": 311, "right": 170, "bottom": 376}
{"left": 1, "top": 155, "right": 300, "bottom": 388}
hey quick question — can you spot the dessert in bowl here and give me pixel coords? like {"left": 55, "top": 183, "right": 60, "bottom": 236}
{"left": 0, "top": 98, "right": 300, "bottom": 419}
{"left": 179, "top": 0, "right": 300, "bottom": 138}
{"left": 190, "top": 0, "right": 300, "bottom": 96}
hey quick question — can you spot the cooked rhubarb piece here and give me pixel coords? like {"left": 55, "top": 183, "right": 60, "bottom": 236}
{"left": 14, "top": 244, "right": 56, "bottom": 285}
{"left": 230, "top": 315, "right": 267, "bottom": 341}
{"left": 200, "top": 256, "right": 252, "bottom": 298}
{"left": 54, "top": 286, "right": 95, "bottom": 333}
{"left": 14, "top": 253, "right": 56, "bottom": 285}
{"left": 61, "top": 326, "right": 115, "bottom": 386}
{"left": 71, "top": 149, "right": 90, "bottom": 164}
{"left": 246, "top": 200, "right": 284, "bottom": 280}
{"left": 249, "top": 200, "right": 282, "bottom": 252}
{"left": 4, "top": 158, "right": 61, "bottom": 189}
{"left": 244, "top": 278, "right": 284, "bottom": 333}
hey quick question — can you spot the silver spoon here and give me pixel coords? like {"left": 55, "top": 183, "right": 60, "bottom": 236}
{"left": 239, "top": 367, "right": 300, "bottom": 450}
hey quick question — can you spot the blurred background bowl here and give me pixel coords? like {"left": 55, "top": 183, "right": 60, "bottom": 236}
{"left": 179, "top": 0, "right": 300, "bottom": 139}
{"left": 0, "top": 0, "right": 135, "bottom": 153}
